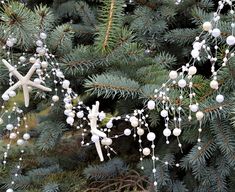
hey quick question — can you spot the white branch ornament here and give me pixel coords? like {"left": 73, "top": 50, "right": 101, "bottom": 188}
{"left": 2, "top": 59, "right": 52, "bottom": 107}
{"left": 88, "top": 101, "right": 107, "bottom": 161}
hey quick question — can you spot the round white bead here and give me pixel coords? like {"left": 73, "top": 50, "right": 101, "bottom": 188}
{"left": 190, "top": 104, "right": 198, "bottom": 112}
{"left": 23, "top": 133, "right": 30, "bottom": 140}
{"left": 173, "top": 128, "right": 181, "bottom": 136}
{"left": 98, "top": 111, "right": 106, "bottom": 121}
{"left": 160, "top": 109, "right": 168, "bottom": 118}
{"left": 226, "top": 35, "right": 235, "bottom": 46}
{"left": 8, "top": 91, "right": 16, "bottom": 97}
{"left": 6, "top": 189, "right": 14, "bottom": 192}
{"left": 178, "top": 79, "right": 187, "bottom": 88}
{"left": 202, "top": 21, "right": 212, "bottom": 31}
{"left": 6, "top": 124, "right": 13, "bottom": 131}
{"left": 36, "top": 40, "right": 43, "bottom": 46}
{"left": 2, "top": 94, "right": 9, "bottom": 101}
{"left": 34, "top": 78, "right": 41, "bottom": 84}
{"left": 52, "top": 95, "right": 59, "bottom": 102}
{"left": 62, "top": 80, "right": 70, "bottom": 89}
{"left": 130, "top": 119, "right": 138, "bottom": 127}
{"left": 163, "top": 128, "right": 171, "bottom": 137}
{"left": 191, "top": 49, "right": 200, "bottom": 58}
{"left": 19, "top": 56, "right": 26, "bottom": 63}
{"left": 193, "top": 42, "right": 202, "bottom": 50}
{"left": 210, "top": 80, "right": 218, "bottom": 89}
{"left": 41, "top": 61, "right": 48, "bottom": 68}
{"left": 29, "top": 57, "right": 36, "bottom": 63}
{"left": 216, "top": 94, "right": 224, "bottom": 103}
{"left": 91, "top": 135, "right": 100, "bottom": 142}
{"left": 40, "top": 32, "right": 47, "bottom": 39}
{"left": 212, "top": 28, "right": 221, "bottom": 37}
{"left": 147, "top": 100, "right": 155, "bottom": 110}
{"left": 6, "top": 40, "right": 14, "bottom": 47}
{"left": 169, "top": 70, "right": 178, "bottom": 79}
{"left": 124, "top": 128, "right": 131, "bottom": 136}
{"left": 196, "top": 111, "right": 204, "bottom": 120}
{"left": 147, "top": 132, "right": 156, "bottom": 141}
{"left": 65, "top": 103, "right": 73, "bottom": 109}
{"left": 17, "top": 139, "right": 25, "bottom": 146}
{"left": 9, "top": 132, "right": 17, "bottom": 139}
{"left": 137, "top": 128, "right": 144, "bottom": 136}
{"left": 76, "top": 111, "right": 84, "bottom": 118}
{"left": 188, "top": 66, "right": 197, "bottom": 75}
{"left": 101, "top": 138, "right": 112, "bottom": 146}
{"left": 66, "top": 117, "right": 74, "bottom": 125}
{"left": 106, "top": 121, "right": 113, "bottom": 128}
{"left": 143, "top": 147, "right": 151, "bottom": 156}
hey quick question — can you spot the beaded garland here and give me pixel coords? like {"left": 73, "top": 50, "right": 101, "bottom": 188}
{"left": 1, "top": 0, "right": 234, "bottom": 191}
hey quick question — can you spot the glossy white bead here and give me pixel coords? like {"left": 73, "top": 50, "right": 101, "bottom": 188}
{"left": 19, "top": 56, "right": 26, "bottom": 63}
{"left": 147, "top": 132, "right": 156, "bottom": 141}
{"left": 23, "top": 133, "right": 30, "bottom": 140}
{"left": 190, "top": 104, "right": 198, "bottom": 112}
{"left": 40, "top": 32, "right": 47, "bottom": 39}
{"left": 188, "top": 66, "right": 197, "bottom": 75}
{"left": 216, "top": 94, "right": 224, "bottom": 103}
{"left": 62, "top": 80, "right": 70, "bottom": 89}
{"left": 29, "top": 57, "right": 36, "bottom": 63}
{"left": 6, "top": 189, "right": 14, "bottom": 192}
{"left": 52, "top": 95, "right": 59, "bottom": 102}
{"left": 106, "top": 121, "right": 113, "bottom": 128}
{"left": 163, "top": 128, "right": 171, "bottom": 137}
{"left": 160, "top": 109, "right": 168, "bottom": 117}
{"left": 196, "top": 111, "right": 204, "bottom": 120}
{"left": 191, "top": 49, "right": 200, "bottom": 58}
{"left": 124, "top": 128, "right": 131, "bottom": 136}
{"left": 178, "top": 79, "right": 187, "bottom": 88}
{"left": 9, "top": 132, "right": 17, "bottom": 139}
{"left": 147, "top": 100, "right": 155, "bottom": 110}
{"left": 173, "top": 128, "right": 181, "bottom": 136}
{"left": 212, "top": 28, "right": 221, "bottom": 37}
{"left": 41, "top": 61, "right": 48, "bottom": 68}
{"left": 210, "top": 80, "right": 218, "bottom": 89}
{"left": 66, "top": 117, "right": 74, "bottom": 125}
{"left": 143, "top": 147, "right": 151, "bottom": 156}
{"left": 91, "top": 135, "right": 100, "bottom": 142}
{"left": 6, "top": 40, "right": 14, "bottom": 47}
{"left": 101, "top": 138, "right": 112, "bottom": 146}
{"left": 226, "top": 35, "right": 235, "bottom": 46}
{"left": 17, "top": 139, "right": 25, "bottom": 146}
{"left": 76, "top": 111, "right": 84, "bottom": 118}
{"left": 137, "top": 128, "right": 144, "bottom": 136}
{"left": 202, "top": 21, "right": 212, "bottom": 31}
{"left": 193, "top": 42, "right": 202, "bottom": 50}
{"left": 169, "top": 70, "right": 178, "bottom": 79}
{"left": 36, "top": 40, "right": 43, "bottom": 46}
{"left": 6, "top": 124, "right": 13, "bottom": 131}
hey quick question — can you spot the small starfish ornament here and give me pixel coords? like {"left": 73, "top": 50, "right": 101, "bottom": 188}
{"left": 2, "top": 59, "right": 52, "bottom": 107}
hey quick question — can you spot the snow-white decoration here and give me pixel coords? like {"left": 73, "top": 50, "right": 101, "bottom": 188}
{"left": 88, "top": 101, "right": 107, "bottom": 162}
{"left": 1, "top": 59, "right": 52, "bottom": 107}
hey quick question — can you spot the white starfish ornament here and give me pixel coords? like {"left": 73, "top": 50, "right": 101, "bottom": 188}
{"left": 88, "top": 101, "right": 107, "bottom": 161}
{"left": 1, "top": 59, "right": 52, "bottom": 107}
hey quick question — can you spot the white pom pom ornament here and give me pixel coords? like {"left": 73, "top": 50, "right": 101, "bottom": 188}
{"left": 196, "top": 111, "right": 204, "bottom": 120}
{"left": 212, "top": 28, "right": 221, "bottom": 37}
{"left": 191, "top": 49, "right": 200, "bottom": 58}
{"left": 160, "top": 109, "right": 168, "bottom": 118}
{"left": 6, "top": 189, "right": 14, "bottom": 192}
{"left": 76, "top": 111, "right": 84, "bottom": 118}
{"left": 188, "top": 66, "right": 197, "bottom": 75}
{"left": 23, "top": 133, "right": 30, "bottom": 140}
{"left": 137, "top": 128, "right": 144, "bottom": 136}
{"left": 6, "top": 124, "right": 13, "bottom": 131}
{"left": 210, "top": 80, "right": 218, "bottom": 89}
{"left": 52, "top": 95, "right": 59, "bottom": 102}
{"left": 9, "top": 133, "right": 17, "bottom": 140}
{"left": 190, "top": 104, "right": 198, "bottom": 112}
{"left": 17, "top": 139, "right": 25, "bottom": 146}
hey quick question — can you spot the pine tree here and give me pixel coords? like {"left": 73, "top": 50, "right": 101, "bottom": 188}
{"left": 0, "top": 0, "right": 234, "bottom": 192}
